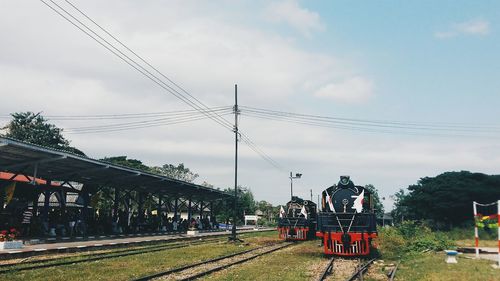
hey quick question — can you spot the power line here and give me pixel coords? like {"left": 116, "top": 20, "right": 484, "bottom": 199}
{"left": 39, "top": 0, "right": 283, "bottom": 170}
{"left": 240, "top": 106, "right": 500, "bottom": 138}
{"left": 64, "top": 110, "right": 232, "bottom": 132}
{"left": 40, "top": 0, "right": 234, "bottom": 132}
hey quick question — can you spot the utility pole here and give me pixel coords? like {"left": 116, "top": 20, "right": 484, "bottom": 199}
{"left": 310, "top": 189, "right": 313, "bottom": 201}
{"left": 230, "top": 84, "right": 241, "bottom": 242}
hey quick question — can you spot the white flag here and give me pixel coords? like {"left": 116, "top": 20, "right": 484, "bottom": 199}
{"left": 279, "top": 206, "right": 286, "bottom": 218}
{"left": 326, "top": 192, "right": 335, "bottom": 212}
{"left": 351, "top": 190, "right": 365, "bottom": 213}
{"left": 300, "top": 205, "right": 308, "bottom": 219}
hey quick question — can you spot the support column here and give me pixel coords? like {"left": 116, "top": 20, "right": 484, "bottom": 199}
{"left": 199, "top": 201, "right": 204, "bottom": 218}
{"left": 157, "top": 194, "right": 163, "bottom": 231}
{"left": 125, "top": 193, "right": 131, "bottom": 231}
{"left": 138, "top": 192, "right": 144, "bottom": 225}
{"left": 81, "top": 186, "right": 90, "bottom": 237}
{"left": 0, "top": 185, "right": 4, "bottom": 212}
{"left": 113, "top": 187, "right": 119, "bottom": 221}
{"left": 188, "top": 198, "right": 192, "bottom": 221}
{"left": 174, "top": 198, "right": 178, "bottom": 222}
{"left": 157, "top": 194, "right": 162, "bottom": 216}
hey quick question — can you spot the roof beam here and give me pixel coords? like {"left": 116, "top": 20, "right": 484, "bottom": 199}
{"left": 2, "top": 155, "right": 67, "bottom": 171}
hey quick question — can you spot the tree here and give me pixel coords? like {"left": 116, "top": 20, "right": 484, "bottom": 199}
{"left": 3, "top": 111, "right": 85, "bottom": 155}
{"left": 150, "top": 163, "right": 198, "bottom": 182}
{"left": 392, "top": 171, "right": 500, "bottom": 228}
{"left": 217, "top": 186, "right": 256, "bottom": 224}
{"left": 390, "top": 189, "right": 410, "bottom": 223}
{"left": 364, "top": 184, "right": 384, "bottom": 218}
{"left": 100, "top": 156, "right": 151, "bottom": 171}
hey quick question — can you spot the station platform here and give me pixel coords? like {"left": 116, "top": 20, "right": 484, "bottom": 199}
{"left": 0, "top": 227, "right": 272, "bottom": 260}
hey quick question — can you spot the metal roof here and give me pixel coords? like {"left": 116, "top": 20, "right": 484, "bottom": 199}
{"left": 0, "top": 137, "right": 232, "bottom": 201}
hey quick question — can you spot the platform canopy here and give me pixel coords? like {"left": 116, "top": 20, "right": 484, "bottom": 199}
{"left": 0, "top": 137, "right": 232, "bottom": 201}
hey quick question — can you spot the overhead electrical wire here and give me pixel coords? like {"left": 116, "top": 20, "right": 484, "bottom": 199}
{"left": 239, "top": 106, "right": 500, "bottom": 138}
{"left": 44, "top": 106, "right": 232, "bottom": 120}
{"left": 64, "top": 109, "right": 233, "bottom": 132}
{"left": 39, "top": 0, "right": 283, "bottom": 169}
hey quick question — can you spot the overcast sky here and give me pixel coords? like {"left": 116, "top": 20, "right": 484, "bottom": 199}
{"left": 1, "top": 0, "right": 499, "bottom": 210}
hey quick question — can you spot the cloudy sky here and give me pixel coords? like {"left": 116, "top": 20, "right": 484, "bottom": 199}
{"left": 1, "top": 0, "right": 499, "bottom": 210}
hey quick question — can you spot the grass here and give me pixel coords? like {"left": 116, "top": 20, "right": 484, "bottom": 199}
{"left": 202, "top": 240, "right": 325, "bottom": 281}
{"left": 375, "top": 225, "right": 500, "bottom": 281}
{"left": 1, "top": 231, "right": 277, "bottom": 281}
{"left": 394, "top": 252, "right": 499, "bottom": 281}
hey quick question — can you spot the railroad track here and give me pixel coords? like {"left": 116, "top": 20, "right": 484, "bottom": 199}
{"left": 387, "top": 261, "right": 399, "bottom": 281}
{"left": 132, "top": 242, "right": 293, "bottom": 281}
{"left": 317, "top": 257, "right": 335, "bottom": 281}
{"left": 345, "top": 258, "right": 375, "bottom": 281}
{"left": 0, "top": 237, "right": 225, "bottom": 274}
{"left": 317, "top": 257, "right": 380, "bottom": 281}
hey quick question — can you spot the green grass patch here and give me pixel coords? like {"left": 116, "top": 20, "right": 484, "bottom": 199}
{"left": 377, "top": 223, "right": 499, "bottom": 281}
{"left": 202, "top": 240, "right": 325, "bottom": 281}
{"left": 1, "top": 231, "right": 278, "bottom": 281}
{"left": 395, "top": 252, "right": 499, "bottom": 281}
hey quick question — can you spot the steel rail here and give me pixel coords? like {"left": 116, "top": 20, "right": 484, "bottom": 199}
{"left": 387, "top": 261, "right": 400, "bottom": 281}
{"left": 346, "top": 258, "right": 375, "bottom": 281}
{"left": 132, "top": 242, "right": 292, "bottom": 281}
{"left": 0, "top": 237, "right": 224, "bottom": 274}
{"left": 317, "top": 257, "right": 335, "bottom": 281}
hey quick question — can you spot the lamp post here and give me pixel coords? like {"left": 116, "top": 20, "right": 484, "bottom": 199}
{"left": 289, "top": 172, "right": 302, "bottom": 200}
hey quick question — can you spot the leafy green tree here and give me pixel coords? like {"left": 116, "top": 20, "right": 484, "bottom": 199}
{"left": 3, "top": 111, "right": 84, "bottom": 155}
{"left": 390, "top": 189, "right": 410, "bottom": 223}
{"left": 100, "top": 156, "right": 151, "bottom": 171}
{"left": 364, "top": 184, "right": 384, "bottom": 218}
{"left": 150, "top": 163, "right": 198, "bottom": 182}
{"left": 217, "top": 186, "right": 256, "bottom": 224}
{"left": 392, "top": 171, "right": 500, "bottom": 228}
{"left": 256, "top": 200, "right": 275, "bottom": 223}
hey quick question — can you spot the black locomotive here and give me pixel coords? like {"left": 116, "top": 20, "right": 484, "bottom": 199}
{"left": 316, "top": 176, "right": 377, "bottom": 256}
{"left": 277, "top": 196, "right": 317, "bottom": 240}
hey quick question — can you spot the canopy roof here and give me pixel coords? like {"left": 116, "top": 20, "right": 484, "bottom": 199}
{"left": 0, "top": 137, "right": 232, "bottom": 201}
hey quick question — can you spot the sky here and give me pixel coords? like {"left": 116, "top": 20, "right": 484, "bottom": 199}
{"left": 1, "top": 0, "right": 499, "bottom": 211}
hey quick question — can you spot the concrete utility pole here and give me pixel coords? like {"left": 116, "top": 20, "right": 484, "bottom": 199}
{"left": 230, "top": 84, "right": 240, "bottom": 242}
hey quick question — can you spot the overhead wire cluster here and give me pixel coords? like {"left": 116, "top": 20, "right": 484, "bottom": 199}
{"left": 38, "top": 0, "right": 284, "bottom": 170}
{"left": 239, "top": 106, "right": 500, "bottom": 138}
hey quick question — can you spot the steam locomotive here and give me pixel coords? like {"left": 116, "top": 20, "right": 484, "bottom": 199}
{"left": 316, "top": 176, "right": 377, "bottom": 256}
{"left": 277, "top": 196, "right": 317, "bottom": 240}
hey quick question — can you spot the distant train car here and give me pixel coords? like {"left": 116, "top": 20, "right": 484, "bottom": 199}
{"left": 277, "top": 196, "right": 317, "bottom": 240}
{"left": 316, "top": 176, "right": 377, "bottom": 256}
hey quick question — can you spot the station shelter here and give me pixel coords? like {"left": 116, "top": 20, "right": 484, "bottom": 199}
{"left": 0, "top": 137, "right": 233, "bottom": 238}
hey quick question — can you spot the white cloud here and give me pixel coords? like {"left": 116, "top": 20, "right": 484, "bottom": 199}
{"left": 264, "top": 0, "right": 325, "bottom": 37}
{"left": 435, "top": 19, "right": 490, "bottom": 39}
{"left": 314, "top": 77, "right": 374, "bottom": 103}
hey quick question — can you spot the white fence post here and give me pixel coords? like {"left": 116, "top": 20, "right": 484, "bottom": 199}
{"left": 497, "top": 200, "right": 499, "bottom": 267}
{"left": 473, "top": 201, "right": 479, "bottom": 258}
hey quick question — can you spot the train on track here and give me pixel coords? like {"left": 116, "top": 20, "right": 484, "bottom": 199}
{"left": 316, "top": 176, "right": 377, "bottom": 256}
{"left": 277, "top": 196, "right": 317, "bottom": 240}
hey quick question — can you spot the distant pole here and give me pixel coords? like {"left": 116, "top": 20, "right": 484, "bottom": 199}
{"left": 290, "top": 172, "right": 293, "bottom": 200}
{"left": 231, "top": 84, "right": 239, "bottom": 241}
{"left": 473, "top": 201, "right": 479, "bottom": 258}
{"left": 317, "top": 194, "right": 320, "bottom": 209}
{"left": 310, "top": 189, "right": 313, "bottom": 201}
{"left": 497, "top": 200, "right": 500, "bottom": 267}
